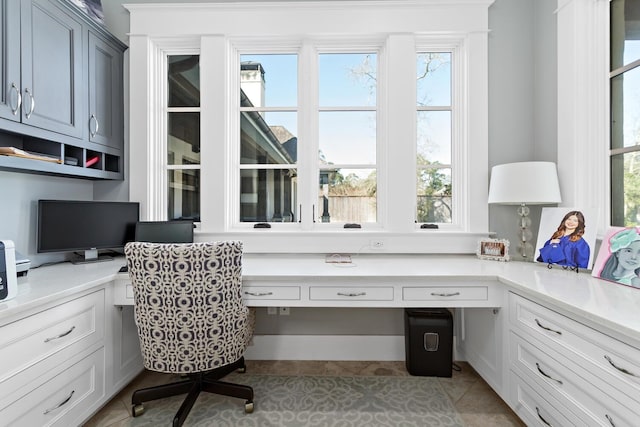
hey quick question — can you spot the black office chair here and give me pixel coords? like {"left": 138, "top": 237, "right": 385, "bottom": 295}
{"left": 124, "top": 241, "right": 255, "bottom": 427}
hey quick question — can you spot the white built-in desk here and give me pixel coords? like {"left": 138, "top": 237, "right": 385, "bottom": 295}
{"left": 2, "top": 254, "right": 640, "bottom": 426}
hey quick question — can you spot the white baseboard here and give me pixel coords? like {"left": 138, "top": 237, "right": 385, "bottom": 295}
{"left": 245, "top": 334, "right": 465, "bottom": 362}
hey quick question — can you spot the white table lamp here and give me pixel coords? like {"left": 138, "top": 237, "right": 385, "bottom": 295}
{"left": 488, "top": 161, "right": 562, "bottom": 259}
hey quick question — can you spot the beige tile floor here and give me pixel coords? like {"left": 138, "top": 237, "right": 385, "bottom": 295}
{"left": 83, "top": 360, "right": 525, "bottom": 427}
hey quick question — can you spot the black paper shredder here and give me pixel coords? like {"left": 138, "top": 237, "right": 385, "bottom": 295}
{"left": 404, "top": 308, "right": 453, "bottom": 377}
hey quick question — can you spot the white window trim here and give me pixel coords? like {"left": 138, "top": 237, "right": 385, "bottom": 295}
{"left": 126, "top": 0, "right": 494, "bottom": 253}
{"left": 556, "top": 0, "right": 610, "bottom": 235}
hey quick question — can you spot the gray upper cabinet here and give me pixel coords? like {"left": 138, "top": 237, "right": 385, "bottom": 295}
{"left": 0, "top": 0, "right": 126, "bottom": 179}
{"left": 21, "top": 0, "right": 83, "bottom": 138}
{"left": 88, "top": 30, "right": 123, "bottom": 149}
{"left": 0, "top": 0, "right": 22, "bottom": 122}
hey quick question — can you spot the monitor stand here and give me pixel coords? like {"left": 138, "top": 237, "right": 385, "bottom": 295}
{"left": 70, "top": 249, "right": 114, "bottom": 265}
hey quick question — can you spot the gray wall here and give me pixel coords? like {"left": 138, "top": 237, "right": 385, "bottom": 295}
{"left": 488, "top": 0, "right": 557, "bottom": 259}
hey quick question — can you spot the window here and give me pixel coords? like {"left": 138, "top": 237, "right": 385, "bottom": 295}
{"left": 416, "top": 52, "right": 452, "bottom": 224}
{"left": 239, "top": 54, "right": 298, "bottom": 223}
{"left": 167, "top": 55, "right": 200, "bottom": 221}
{"left": 610, "top": 0, "right": 640, "bottom": 227}
{"left": 237, "top": 49, "right": 378, "bottom": 227}
{"left": 128, "top": 1, "right": 492, "bottom": 252}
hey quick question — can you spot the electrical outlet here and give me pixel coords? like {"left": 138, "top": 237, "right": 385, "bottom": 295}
{"left": 370, "top": 239, "right": 385, "bottom": 249}
{"left": 267, "top": 307, "right": 277, "bottom": 315}
{"left": 279, "top": 307, "right": 290, "bottom": 315}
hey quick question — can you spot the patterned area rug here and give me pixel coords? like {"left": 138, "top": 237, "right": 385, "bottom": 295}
{"left": 126, "top": 374, "right": 465, "bottom": 426}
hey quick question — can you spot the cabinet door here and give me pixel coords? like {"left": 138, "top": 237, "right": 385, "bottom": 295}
{"left": 88, "top": 31, "right": 123, "bottom": 149}
{"left": 0, "top": 0, "right": 21, "bottom": 122}
{"left": 458, "top": 307, "right": 506, "bottom": 397}
{"left": 20, "top": 0, "right": 83, "bottom": 138}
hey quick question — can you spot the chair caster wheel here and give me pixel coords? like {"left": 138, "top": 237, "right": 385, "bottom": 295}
{"left": 245, "top": 401, "right": 254, "bottom": 413}
{"left": 238, "top": 366, "right": 247, "bottom": 373}
{"left": 132, "top": 404, "right": 145, "bottom": 417}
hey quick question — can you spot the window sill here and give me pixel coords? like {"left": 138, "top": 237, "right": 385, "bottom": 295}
{"left": 195, "top": 230, "right": 494, "bottom": 254}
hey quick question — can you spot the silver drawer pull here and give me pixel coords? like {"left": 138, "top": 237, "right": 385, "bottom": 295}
{"left": 10, "top": 83, "right": 21, "bottom": 115}
{"left": 89, "top": 113, "right": 100, "bottom": 138}
{"left": 44, "top": 326, "right": 76, "bottom": 343}
{"left": 535, "top": 407, "right": 552, "bottom": 426}
{"left": 534, "top": 318, "right": 562, "bottom": 335}
{"left": 337, "top": 292, "right": 366, "bottom": 297}
{"left": 244, "top": 291, "right": 274, "bottom": 297}
{"left": 535, "top": 362, "right": 563, "bottom": 384}
{"left": 604, "top": 355, "right": 638, "bottom": 377}
{"left": 23, "top": 87, "right": 35, "bottom": 119}
{"left": 430, "top": 292, "right": 460, "bottom": 297}
{"left": 606, "top": 414, "right": 616, "bottom": 427}
{"left": 43, "top": 390, "right": 74, "bottom": 414}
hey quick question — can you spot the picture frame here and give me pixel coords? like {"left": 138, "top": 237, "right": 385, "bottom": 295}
{"left": 591, "top": 226, "right": 640, "bottom": 289}
{"left": 477, "top": 238, "right": 510, "bottom": 261}
{"left": 534, "top": 207, "right": 598, "bottom": 270}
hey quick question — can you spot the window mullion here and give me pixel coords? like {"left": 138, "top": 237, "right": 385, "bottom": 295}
{"left": 297, "top": 41, "right": 318, "bottom": 228}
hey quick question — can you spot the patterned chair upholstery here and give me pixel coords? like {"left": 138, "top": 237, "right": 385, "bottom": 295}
{"left": 124, "top": 241, "right": 254, "bottom": 427}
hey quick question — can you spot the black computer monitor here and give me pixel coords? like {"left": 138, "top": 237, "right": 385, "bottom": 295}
{"left": 37, "top": 200, "right": 140, "bottom": 263}
{"left": 134, "top": 220, "right": 194, "bottom": 243}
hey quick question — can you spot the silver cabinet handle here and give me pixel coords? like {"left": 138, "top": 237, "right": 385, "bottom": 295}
{"left": 534, "top": 318, "right": 562, "bottom": 335}
{"left": 535, "top": 407, "right": 552, "bottom": 426}
{"left": 604, "top": 355, "right": 638, "bottom": 377}
{"left": 337, "top": 292, "right": 366, "bottom": 297}
{"left": 535, "top": 362, "right": 563, "bottom": 384}
{"left": 244, "top": 291, "right": 273, "bottom": 297}
{"left": 430, "top": 292, "right": 460, "bottom": 297}
{"left": 23, "top": 88, "right": 35, "bottom": 119}
{"left": 605, "top": 414, "right": 616, "bottom": 427}
{"left": 43, "top": 390, "right": 74, "bottom": 414}
{"left": 10, "top": 83, "right": 21, "bottom": 115}
{"left": 44, "top": 326, "right": 76, "bottom": 343}
{"left": 89, "top": 113, "right": 99, "bottom": 138}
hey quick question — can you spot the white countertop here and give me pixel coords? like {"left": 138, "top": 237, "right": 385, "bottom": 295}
{"left": 2, "top": 254, "right": 639, "bottom": 348}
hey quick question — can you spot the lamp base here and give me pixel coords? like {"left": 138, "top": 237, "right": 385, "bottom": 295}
{"left": 517, "top": 204, "right": 534, "bottom": 259}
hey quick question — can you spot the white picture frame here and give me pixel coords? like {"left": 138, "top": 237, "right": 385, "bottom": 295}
{"left": 477, "top": 238, "right": 510, "bottom": 261}
{"left": 534, "top": 207, "right": 598, "bottom": 270}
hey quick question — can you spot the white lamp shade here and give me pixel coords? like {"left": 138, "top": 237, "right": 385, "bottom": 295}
{"left": 488, "top": 161, "right": 562, "bottom": 205}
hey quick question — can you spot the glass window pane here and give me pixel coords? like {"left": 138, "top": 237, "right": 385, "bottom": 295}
{"left": 611, "top": 68, "right": 640, "bottom": 150}
{"left": 240, "top": 168, "right": 298, "bottom": 223}
{"left": 241, "top": 111, "right": 297, "bottom": 164}
{"left": 168, "top": 169, "right": 200, "bottom": 221}
{"left": 240, "top": 54, "right": 297, "bottom": 107}
{"left": 319, "top": 53, "right": 376, "bottom": 106}
{"left": 416, "top": 167, "right": 452, "bottom": 223}
{"left": 318, "top": 168, "right": 376, "bottom": 223}
{"left": 319, "top": 111, "right": 376, "bottom": 164}
{"left": 168, "top": 112, "right": 200, "bottom": 165}
{"left": 417, "top": 52, "right": 451, "bottom": 106}
{"left": 611, "top": 0, "right": 640, "bottom": 70}
{"left": 417, "top": 111, "right": 451, "bottom": 165}
{"left": 611, "top": 152, "right": 640, "bottom": 226}
{"left": 168, "top": 55, "right": 199, "bottom": 107}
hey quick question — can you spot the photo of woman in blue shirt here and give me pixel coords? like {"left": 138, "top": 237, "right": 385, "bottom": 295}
{"left": 536, "top": 210, "right": 590, "bottom": 268}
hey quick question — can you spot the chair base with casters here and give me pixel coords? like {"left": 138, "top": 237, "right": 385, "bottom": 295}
{"left": 131, "top": 357, "right": 254, "bottom": 427}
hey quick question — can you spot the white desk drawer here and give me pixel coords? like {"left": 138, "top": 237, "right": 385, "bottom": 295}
{"left": 508, "top": 370, "right": 580, "bottom": 427}
{"left": 0, "top": 290, "right": 105, "bottom": 384}
{"left": 509, "top": 292, "right": 640, "bottom": 404}
{"left": 510, "top": 331, "right": 639, "bottom": 425}
{"left": 1, "top": 347, "right": 105, "bottom": 427}
{"left": 309, "top": 286, "right": 393, "bottom": 301}
{"left": 403, "top": 286, "right": 488, "bottom": 301}
{"left": 243, "top": 286, "right": 301, "bottom": 301}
